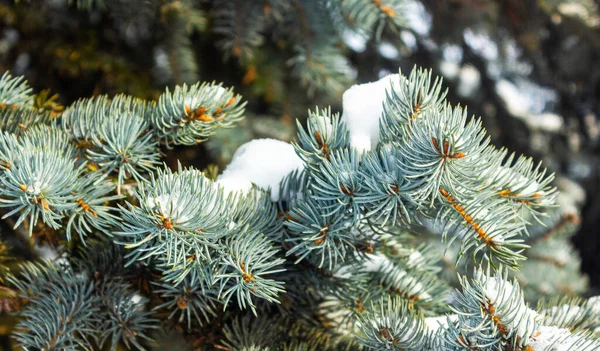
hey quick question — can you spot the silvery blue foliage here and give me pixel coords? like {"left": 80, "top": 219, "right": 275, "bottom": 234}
{"left": 1, "top": 65, "right": 598, "bottom": 351}
{"left": 8, "top": 258, "right": 158, "bottom": 351}
{"left": 152, "top": 82, "right": 245, "bottom": 145}
{"left": 0, "top": 71, "right": 34, "bottom": 109}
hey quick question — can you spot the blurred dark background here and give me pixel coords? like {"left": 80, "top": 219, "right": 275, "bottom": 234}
{"left": 0, "top": 0, "right": 599, "bottom": 290}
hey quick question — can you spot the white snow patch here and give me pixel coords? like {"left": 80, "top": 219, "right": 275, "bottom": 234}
{"left": 146, "top": 192, "right": 193, "bottom": 223}
{"left": 182, "top": 85, "right": 230, "bottom": 111}
{"left": 545, "top": 304, "right": 583, "bottom": 324}
{"left": 35, "top": 246, "right": 59, "bottom": 260}
{"left": 216, "top": 139, "right": 304, "bottom": 201}
{"left": 586, "top": 296, "right": 600, "bottom": 312}
{"left": 483, "top": 276, "right": 539, "bottom": 338}
{"left": 425, "top": 314, "right": 457, "bottom": 332}
{"left": 207, "top": 85, "right": 229, "bottom": 101}
{"left": 363, "top": 253, "right": 431, "bottom": 300}
{"left": 341, "top": 73, "right": 400, "bottom": 152}
{"left": 527, "top": 326, "right": 599, "bottom": 351}
{"left": 509, "top": 174, "right": 542, "bottom": 197}
{"left": 216, "top": 177, "right": 253, "bottom": 197}
{"left": 407, "top": 250, "right": 424, "bottom": 266}
{"left": 130, "top": 293, "right": 143, "bottom": 304}
{"left": 313, "top": 114, "right": 335, "bottom": 140}
{"left": 363, "top": 253, "right": 389, "bottom": 273}
{"left": 332, "top": 266, "right": 352, "bottom": 280}
{"left": 26, "top": 181, "right": 44, "bottom": 195}
{"left": 24, "top": 176, "right": 47, "bottom": 195}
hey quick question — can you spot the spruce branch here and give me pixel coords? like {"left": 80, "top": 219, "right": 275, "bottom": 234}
{"left": 212, "top": 0, "right": 266, "bottom": 63}
{"left": 1, "top": 72, "right": 247, "bottom": 242}
{"left": 355, "top": 295, "right": 428, "bottom": 350}
{"left": 294, "top": 107, "right": 349, "bottom": 170}
{"left": 441, "top": 266, "right": 540, "bottom": 350}
{"left": 537, "top": 296, "right": 600, "bottom": 332}
{"left": 159, "top": 0, "right": 203, "bottom": 85}
{"left": 0, "top": 56, "right": 594, "bottom": 351}
{"left": 218, "top": 231, "right": 286, "bottom": 314}
{"left": 286, "top": 0, "right": 352, "bottom": 97}
{"left": 152, "top": 82, "right": 246, "bottom": 146}
{"left": 331, "top": 0, "right": 407, "bottom": 39}
{"left": 8, "top": 261, "right": 100, "bottom": 351}
{"left": 116, "top": 165, "right": 231, "bottom": 277}
{"left": 0, "top": 108, "right": 53, "bottom": 135}
{"left": 153, "top": 273, "right": 218, "bottom": 330}
{"left": 96, "top": 280, "right": 158, "bottom": 351}
{"left": 0, "top": 72, "right": 34, "bottom": 110}
{"left": 8, "top": 259, "right": 159, "bottom": 351}
{"left": 0, "top": 142, "right": 82, "bottom": 237}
